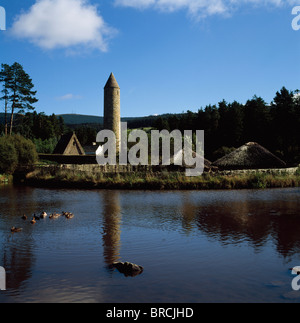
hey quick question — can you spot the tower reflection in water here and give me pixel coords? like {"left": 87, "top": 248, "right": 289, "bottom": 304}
{"left": 102, "top": 191, "right": 122, "bottom": 265}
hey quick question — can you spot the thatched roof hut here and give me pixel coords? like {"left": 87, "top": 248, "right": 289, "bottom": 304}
{"left": 53, "top": 132, "right": 85, "bottom": 155}
{"left": 172, "top": 149, "right": 212, "bottom": 171}
{"left": 212, "top": 142, "right": 286, "bottom": 170}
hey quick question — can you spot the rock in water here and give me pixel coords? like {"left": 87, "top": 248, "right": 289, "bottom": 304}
{"left": 110, "top": 262, "right": 144, "bottom": 277}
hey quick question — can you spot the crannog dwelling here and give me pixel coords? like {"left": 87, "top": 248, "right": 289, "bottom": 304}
{"left": 49, "top": 75, "right": 287, "bottom": 172}
{"left": 172, "top": 149, "right": 212, "bottom": 172}
{"left": 53, "top": 132, "right": 85, "bottom": 155}
{"left": 212, "top": 142, "right": 286, "bottom": 170}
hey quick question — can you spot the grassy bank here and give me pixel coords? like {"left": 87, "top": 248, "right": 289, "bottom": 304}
{"left": 24, "top": 167, "right": 300, "bottom": 190}
{"left": 0, "top": 174, "right": 13, "bottom": 184}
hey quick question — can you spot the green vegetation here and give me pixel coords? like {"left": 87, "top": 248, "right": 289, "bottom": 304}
{"left": 0, "top": 134, "right": 38, "bottom": 174}
{"left": 57, "top": 114, "right": 103, "bottom": 125}
{"left": 0, "top": 174, "right": 13, "bottom": 183}
{"left": 47, "top": 88, "right": 300, "bottom": 166}
{"left": 0, "top": 63, "right": 38, "bottom": 135}
{"left": 0, "top": 60, "right": 299, "bottom": 194}
{"left": 154, "top": 89, "right": 300, "bottom": 165}
{"left": 0, "top": 62, "right": 68, "bottom": 155}
{"left": 25, "top": 167, "right": 300, "bottom": 190}
{"left": 33, "top": 137, "right": 59, "bottom": 154}
{"left": 0, "top": 138, "right": 18, "bottom": 174}
{"left": 0, "top": 111, "right": 67, "bottom": 154}
{"left": 74, "top": 125, "right": 98, "bottom": 146}
{"left": 56, "top": 114, "right": 161, "bottom": 128}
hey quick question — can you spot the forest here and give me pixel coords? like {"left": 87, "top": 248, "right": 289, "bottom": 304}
{"left": 1, "top": 62, "right": 299, "bottom": 166}
{"left": 154, "top": 88, "right": 300, "bottom": 165}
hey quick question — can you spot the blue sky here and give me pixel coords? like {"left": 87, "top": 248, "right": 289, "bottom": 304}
{"left": 0, "top": 0, "right": 299, "bottom": 117}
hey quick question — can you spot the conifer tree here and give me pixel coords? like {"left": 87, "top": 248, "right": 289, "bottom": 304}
{"left": 0, "top": 62, "right": 38, "bottom": 135}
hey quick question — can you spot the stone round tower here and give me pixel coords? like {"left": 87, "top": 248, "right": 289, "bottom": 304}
{"left": 104, "top": 73, "right": 120, "bottom": 151}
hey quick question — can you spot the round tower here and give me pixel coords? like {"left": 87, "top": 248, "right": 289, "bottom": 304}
{"left": 104, "top": 73, "right": 120, "bottom": 151}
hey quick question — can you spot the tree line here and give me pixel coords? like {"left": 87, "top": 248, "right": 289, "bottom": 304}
{"left": 1, "top": 62, "right": 299, "bottom": 166}
{"left": 154, "top": 88, "right": 300, "bottom": 165}
{"left": 0, "top": 62, "right": 99, "bottom": 153}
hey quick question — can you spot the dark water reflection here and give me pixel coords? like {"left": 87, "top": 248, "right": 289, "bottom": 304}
{"left": 0, "top": 185, "right": 300, "bottom": 303}
{"left": 196, "top": 193, "right": 300, "bottom": 257}
{"left": 102, "top": 191, "right": 122, "bottom": 264}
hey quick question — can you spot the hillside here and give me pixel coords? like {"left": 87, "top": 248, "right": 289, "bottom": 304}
{"left": 56, "top": 114, "right": 103, "bottom": 125}
{"left": 57, "top": 113, "right": 169, "bottom": 128}
{"left": 0, "top": 113, "right": 153, "bottom": 126}
{"left": 0, "top": 112, "right": 178, "bottom": 129}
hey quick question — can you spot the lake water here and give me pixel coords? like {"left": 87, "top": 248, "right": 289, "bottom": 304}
{"left": 0, "top": 185, "right": 300, "bottom": 303}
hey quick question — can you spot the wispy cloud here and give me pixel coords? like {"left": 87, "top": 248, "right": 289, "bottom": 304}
{"left": 56, "top": 93, "right": 82, "bottom": 101}
{"left": 114, "top": 0, "right": 299, "bottom": 18}
{"left": 11, "top": 0, "right": 117, "bottom": 52}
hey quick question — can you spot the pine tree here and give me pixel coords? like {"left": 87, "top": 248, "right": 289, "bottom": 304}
{"left": 0, "top": 62, "right": 38, "bottom": 135}
{"left": 0, "top": 64, "right": 12, "bottom": 135}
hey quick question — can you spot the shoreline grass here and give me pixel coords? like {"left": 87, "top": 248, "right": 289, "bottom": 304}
{"left": 0, "top": 174, "right": 13, "bottom": 184}
{"left": 23, "top": 167, "right": 300, "bottom": 190}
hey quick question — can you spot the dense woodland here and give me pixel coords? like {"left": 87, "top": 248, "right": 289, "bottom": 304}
{"left": 154, "top": 88, "right": 300, "bottom": 165}
{"left": 1, "top": 62, "right": 299, "bottom": 166}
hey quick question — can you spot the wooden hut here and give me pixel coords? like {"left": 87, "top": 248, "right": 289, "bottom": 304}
{"left": 53, "top": 132, "right": 85, "bottom": 155}
{"left": 212, "top": 142, "right": 286, "bottom": 170}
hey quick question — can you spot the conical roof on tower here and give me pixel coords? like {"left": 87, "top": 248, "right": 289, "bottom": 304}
{"left": 104, "top": 73, "right": 120, "bottom": 89}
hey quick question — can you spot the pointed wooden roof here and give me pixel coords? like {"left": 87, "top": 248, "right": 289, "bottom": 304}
{"left": 104, "top": 73, "right": 120, "bottom": 89}
{"left": 53, "top": 132, "right": 85, "bottom": 155}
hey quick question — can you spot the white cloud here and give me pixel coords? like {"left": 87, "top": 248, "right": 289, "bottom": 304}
{"left": 11, "top": 0, "right": 116, "bottom": 52}
{"left": 115, "top": 0, "right": 299, "bottom": 18}
{"left": 56, "top": 93, "right": 82, "bottom": 100}
{"left": 115, "top": 0, "right": 156, "bottom": 9}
